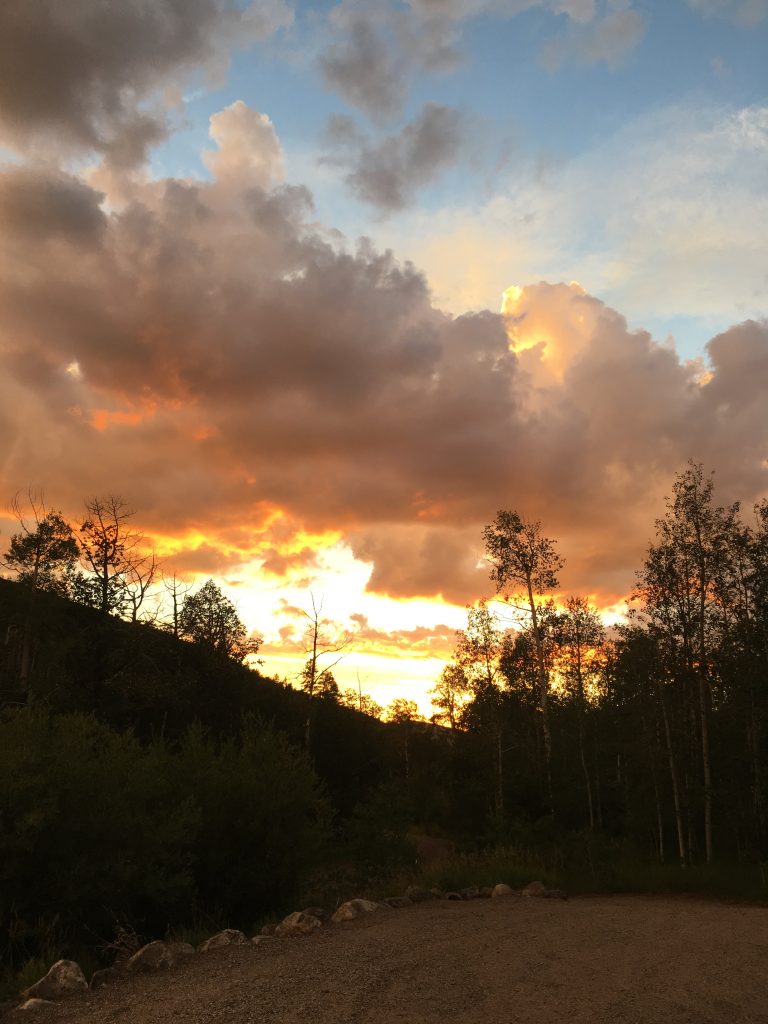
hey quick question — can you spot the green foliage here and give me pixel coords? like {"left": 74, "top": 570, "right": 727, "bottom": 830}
{"left": 0, "top": 707, "right": 326, "bottom": 970}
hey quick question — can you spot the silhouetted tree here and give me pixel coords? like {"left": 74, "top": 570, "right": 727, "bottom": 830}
{"left": 483, "top": 511, "right": 563, "bottom": 813}
{"left": 179, "top": 579, "right": 260, "bottom": 663}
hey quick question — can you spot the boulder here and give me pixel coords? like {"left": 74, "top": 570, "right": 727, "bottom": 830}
{"left": 90, "top": 967, "right": 122, "bottom": 990}
{"left": 479, "top": 886, "right": 493, "bottom": 898}
{"left": 251, "top": 935, "right": 276, "bottom": 945}
{"left": 521, "top": 880, "right": 547, "bottom": 898}
{"left": 405, "top": 886, "right": 434, "bottom": 903}
{"left": 166, "top": 942, "right": 196, "bottom": 965}
{"left": 21, "top": 960, "right": 88, "bottom": 1001}
{"left": 16, "top": 999, "right": 55, "bottom": 1012}
{"left": 331, "top": 899, "right": 380, "bottom": 923}
{"left": 126, "top": 941, "right": 171, "bottom": 973}
{"left": 429, "top": 888, "right": 446, "bottom": 899}
{"left": 197, "top": 929, "right": 248, "bottom": 953}
{"left": 491, "top": 883, "right": 513, "bottom": 898}
{"left": 383, "top": 896, "right": 412, "bottom": 909}
{"left": 445, "top": 892, "right": 463, "bottom": 901}
{"left": 460, "top": 886, "right": 480, "bottom": 900}
{"left": 274, "top": 912, "right": 322, "bottom": 938}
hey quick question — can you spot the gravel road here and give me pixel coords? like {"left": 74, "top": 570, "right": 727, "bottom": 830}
{"left": 12, "top": 895, "right": 768, "bottom": 1024}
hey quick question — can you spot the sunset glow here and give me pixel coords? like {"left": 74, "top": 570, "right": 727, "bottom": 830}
{"left": 0, "top": 0, "right": 766, "bottom": 718}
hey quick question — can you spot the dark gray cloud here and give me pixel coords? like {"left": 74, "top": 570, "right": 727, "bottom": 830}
{"left": 0, "top": 156, "right": 766, "bottom": 606}
{"left": 324, "top": 104, "right": 466, "bottom": 211}
{"left": 0, "top": 0, "right": 291, "bottom": 164}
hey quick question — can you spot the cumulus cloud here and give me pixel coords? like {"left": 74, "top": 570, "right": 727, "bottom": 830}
{"left": 0, "top": 0, "right": 292, "bottom": 164}
{"left": 203, "top": 101, "right": 284, "bottom": 190}
{"left": 374, "top": 102, "right": 768, "bottom": 333}
{"left": 323, "top": 104, "right": 466, "bottom": 211}
{"left": 0, "top": 134, "right": 766, "bottom": 607}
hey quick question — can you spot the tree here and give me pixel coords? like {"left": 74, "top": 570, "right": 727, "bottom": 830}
{"left": 430, "top": 663, "right": 471, "bottom": 733}
{"left": 3, "top": 491, "right": 80, "bottom": 689}
{"left": 553, "top": 596, "right": 605, "bottom": 830}
{"left": 178, "top": 579, "right": 260, "bottom": 663}
{"left": 77, "top": 495, "right": 151, "bottom": 615}
{"left": 636, "top": 463, "right": 739, "bottom": 863}
{"left": 454, "top": 601, "right": 507, "bottom": 820}
{"left": 387, "top": 698, "right": 422, "bottom": 779}
{"left": 483, "top": 511, "right": 563, "bottom": 812}
{"left": 299, "top": 594, "right": 350, "bottom": 747}
{"left": 4, "top": 492, "right": 79, "bottom": 596}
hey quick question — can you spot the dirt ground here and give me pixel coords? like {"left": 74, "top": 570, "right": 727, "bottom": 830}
{"left": 11, "top": 895, "right": 768, "bottom": 1024}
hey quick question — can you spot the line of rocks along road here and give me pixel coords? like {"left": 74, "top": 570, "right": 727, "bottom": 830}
{"left": 8, "top": 891, "right": 768, "bottom": 1024}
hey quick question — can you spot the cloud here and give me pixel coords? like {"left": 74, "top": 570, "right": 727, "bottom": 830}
{"left": 323, "top": 104, "right": 466, "bottom": 211}
{"left": 318, "top": 0, "right": 606, "bottom": 120}
{"left": 373, "top": 102, "right": 768, "bottom": 333}
{"left": 687, "top": 0, "right": 768, "bottom": 25}
{"left": 0, "top": 125, "right": 766, "bottom": 609}
{"left": 540, "top": 4, "right": 646, "bottom": 70}
{"left": 0, "top": 0, "right": 292, "bottom": 164}
{"left": 203, "top": 101, "right": 284, "bottom": 190}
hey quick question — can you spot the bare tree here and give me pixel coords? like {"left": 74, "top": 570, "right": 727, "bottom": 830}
{"left": 77, "top": 496, "right": 150, "bottom": 615}
{"left": 299, "top": 594, "right": 351, "bottom": 747}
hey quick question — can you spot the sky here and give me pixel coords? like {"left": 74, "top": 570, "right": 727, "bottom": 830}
{"left": 0, "top": 0, "right": 766, "bottom": 714}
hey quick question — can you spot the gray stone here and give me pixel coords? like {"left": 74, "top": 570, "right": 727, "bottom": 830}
{"left": 491, "top": 883, "right": 514, "bottom": 898}
{"left": 331, "top": 899, "right": 380, "bottom": 923}
{"left": 274, "top": 912, "right": 322, "bottom": 937}
{"left": 521, "top": 880, "right": 547, "bottom": 898}
{"left": 460, "top": 886, "right": 481, "bottom": 900}
{"left": 126, "top": 941, "right": 171, "bottom": 973}
{"left": 197, "top": 929, "right": 248, "bottom": 952}
{"left": 166, "top": 942, "right": 196, "bottom": 965}
{"left": 21, "top": 960, "right": 88, "bottom": 1001}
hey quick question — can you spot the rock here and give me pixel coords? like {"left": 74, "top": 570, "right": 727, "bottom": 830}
{"left": 302, "top": 906, "right": 330, "bottom": 923}
{"left": 405, "top": 886, "right": 434, "bottom": 903}
{"left": 126, "top": 941, "right": 171, "bottom": 973}
{"left": 429, "top": 888, "right": 445, "bottom": 899}
{"left": 460, "top": 886, "right": 480, "bottom": 900}
{"left": 260, "top": 924, "right": 276, "bottom": 936}
{"left": 274, "top": 912, "right": 322, "bottom": 937}
{"left": 21, "top": 960, "right": 88, "bottom": 1001}
{"left": 331, "top": 899, "right": 380, "bottom": 923}
{"left": 166, "top": 942, "right": 196, "bottom": 965}
{"left": 197, "top": 929, "right": 248, "bottom": 953}
{"left": 543, "top": 888, "right": 568, "bottom": 900}
{"left": 16, "top": 999, "right": 55, "bottom": 1012}
{"left": 491, "top": 883, "right": 513, "bottom": 898}
{"left": 251, "top": 935, "right": 276, "bottom": 945}
{"left": 521, "top": 880, "right": 547, "bottom": 898}
{"left": 383, "top": 896, "right": 412, "bottom": 909}
{"left": 479, "top": 886, "right": 493, "bottom": 898}
{"left": 445, "top": 892, "right": 463, "bottom": 901}
{"left": 90, "top": 967, "right": 122, "bottom": 991}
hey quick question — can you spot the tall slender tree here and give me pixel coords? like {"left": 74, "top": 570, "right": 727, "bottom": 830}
{"left": 483, "top": 511, "right": 563, "bottom": 813}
